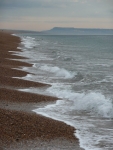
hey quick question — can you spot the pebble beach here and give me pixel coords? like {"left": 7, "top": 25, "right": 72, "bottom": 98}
{"left": 0, "top": 31, "right": 82, "bottom": 150}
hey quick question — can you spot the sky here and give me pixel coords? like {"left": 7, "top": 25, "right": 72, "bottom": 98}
{"left": 0, "top": 0, "right": 113, "bottom": 31}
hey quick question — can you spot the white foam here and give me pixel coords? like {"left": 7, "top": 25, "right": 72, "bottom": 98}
{"left": 18, "top": 74, "right": 34, "bottom": 81}
{"left": 21, "top": 36, "right": 38, "bottom": 49}
{"left": 12, "top": 34, "right": 18, "bottom": 36}
{"left": 17, "top": 47, "right": 22, "bottom": 50}
{"left": 40, "top": 65, "right": 75, "bottom": 79}
{"left": 24, "top": 74, "right": 33, "bottom": 78}
{"left": 47, "top": 85, "right": 113, "bottom": 118}
{"left": 8, "top": 51, "right": 15, "bottom": 52}
{"left": 33, "top": 63, "right": 37, "bottom": 68}
{"left": 33, "top": 91, "right": 113, "bottom": 150}
{"left": 71, "top": 92, "right": 113, "bottom": 118}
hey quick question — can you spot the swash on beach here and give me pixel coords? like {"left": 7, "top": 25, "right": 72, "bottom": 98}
{"left": 13, "top": 30, "right": 113, "bottom": 150}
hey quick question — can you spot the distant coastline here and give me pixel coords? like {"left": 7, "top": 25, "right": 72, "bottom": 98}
{"left": 1, "top": 27, "right": 113, "bottom": 35}
{"left": 43, "top": 27, "right": 113, "bottom": 35}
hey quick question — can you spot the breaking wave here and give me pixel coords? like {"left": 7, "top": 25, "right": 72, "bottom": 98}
{"left": 40, "top": 65, "right": 76, "bottom": 79}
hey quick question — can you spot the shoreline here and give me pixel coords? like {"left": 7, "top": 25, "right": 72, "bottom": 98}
{"left": 0, "top": 31, "right": 83, "bottom": 149}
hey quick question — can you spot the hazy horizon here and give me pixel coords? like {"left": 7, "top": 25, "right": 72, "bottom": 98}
{"left": 1, "top": 27, "right": 113, "bottom": 33}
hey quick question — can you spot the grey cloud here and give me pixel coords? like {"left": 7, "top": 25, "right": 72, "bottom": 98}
{"left": 0, "top": 0, "right": 79, "bottom": 9}
{"left": 0, "top": 0, "right": 48, "bottom": 8}
{"left": 0, "top": 0, "right": 50, "bottom": 8}
{"left": 0, "top": 0, "right": 113, "bottom": 22}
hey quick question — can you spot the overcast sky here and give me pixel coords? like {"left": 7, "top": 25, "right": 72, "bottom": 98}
{"left": 0, "top": 0, "right": 113, "bottom": 31}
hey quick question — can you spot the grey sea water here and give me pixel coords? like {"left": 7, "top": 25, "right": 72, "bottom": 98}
{"left": 13, "top": 33, "right": 113, "bottom": 150}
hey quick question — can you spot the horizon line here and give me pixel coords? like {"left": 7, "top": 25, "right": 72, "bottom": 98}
{"left": 1, "top": 27, "right": 113, "bottom": 33}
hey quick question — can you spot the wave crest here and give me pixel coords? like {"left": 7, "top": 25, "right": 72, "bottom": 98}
{"left": 40, "top": 65, "right": 76, "bottom": 79}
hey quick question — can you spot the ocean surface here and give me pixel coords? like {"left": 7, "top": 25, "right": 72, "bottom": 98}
{"left": 13, "top": 33, "right": 113, "bottom": 150}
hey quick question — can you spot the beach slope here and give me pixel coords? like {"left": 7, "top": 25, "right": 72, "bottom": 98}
{"left": 0, "top": 31, "right": 82, "bottom": 150}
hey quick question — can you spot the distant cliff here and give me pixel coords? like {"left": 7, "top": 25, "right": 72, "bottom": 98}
{"left": 41, "top": 27, "right": 113, "bottom": 35}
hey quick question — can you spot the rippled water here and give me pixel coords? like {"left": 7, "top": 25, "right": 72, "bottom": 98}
{"left": 13, "top": 33, "right": 113, "bottom": 150}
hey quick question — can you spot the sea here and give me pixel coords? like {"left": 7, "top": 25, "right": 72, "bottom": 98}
{"left": 12, "top": 32, "right": 113, "bottom": 150}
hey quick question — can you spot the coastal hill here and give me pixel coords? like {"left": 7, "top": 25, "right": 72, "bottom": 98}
{"left": 41, "top": 27, "right": 113, "bottom": 35}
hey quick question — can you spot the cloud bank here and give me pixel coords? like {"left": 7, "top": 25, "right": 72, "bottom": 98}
{"left": 0, "top": 0, "right": 113, "bottom": 30}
